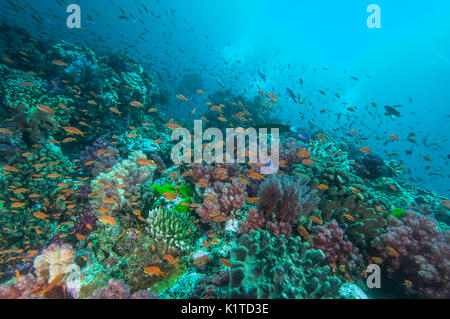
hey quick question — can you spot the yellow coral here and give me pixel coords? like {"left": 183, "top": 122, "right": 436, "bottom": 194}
{"left": 33, "top": 244, "right": 75, "bottom": 284}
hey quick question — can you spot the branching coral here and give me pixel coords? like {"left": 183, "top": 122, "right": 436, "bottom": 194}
{"left": 146, "top": 206, "right": 197, "bottom": 251}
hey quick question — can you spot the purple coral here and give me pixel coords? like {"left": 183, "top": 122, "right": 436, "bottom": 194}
{"left": 279, "top": 137, "right": 307, "bottom": 171}
{"left": 312, "top": 221, "right": 364, "bottom": 274}
{"left": 0, "top": 274, "right": 45, "bottom": 299}
{"left": 88, "top": 279, "right": 157, "bottom": 299}
{"left": 239, "top": 174, "right": 319, "bottom": 237}
{"left": 81, "top": 137, "right": 120, "bottom": 176}
{"left": 192, "top": 163, "right": 242, "bottom": 187}
{"left": 371, "top": 211, "right": 450, "bottom": 298}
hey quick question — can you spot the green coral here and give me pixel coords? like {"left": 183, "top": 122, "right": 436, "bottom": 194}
{"left": 146, "top": 206, "right": 197, "bottom": 251}
{"left": 229, "top": 229, "right": 342, "bottom": 299}
{"left": 150, "top": 184, "right": 194, "bottom": 213}
{"left": 389, "top": 208, "right": 405, "bottom": 219}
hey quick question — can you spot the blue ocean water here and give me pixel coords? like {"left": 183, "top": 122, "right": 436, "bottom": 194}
{"left": 4, "top": 0, "right": 446, "bottom": 195}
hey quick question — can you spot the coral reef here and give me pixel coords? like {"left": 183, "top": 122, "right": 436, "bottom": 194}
{"left": 311, "top": 221, "right": 365, "bottom": 276}
{"left": 371, "top": 211, "right": 450, "bottom": 298}
{"left": 196, "top": 179, "right": 247, "bottom": 224}
{"left": 239, "top": 174, "right": 318, "bottom": 237}
{"left": 89, "top": 151, "right": 155, "bottom": 217}
{"left": 229, "top": 229, "right": 342, "bottom": 298}
{"left": 146, "top": 206, "right": 198, "bottom": 251}
{"left": 0, "top": 20, "right": 449, "bottom": 301}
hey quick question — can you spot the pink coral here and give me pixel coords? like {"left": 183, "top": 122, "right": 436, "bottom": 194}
{"left": 196, "top": 179, "right": 246, "bottom": 223}
{"left": 192, "top": 163, "right": 242, "bottom": 186}
{"left": 0, "top": 274, "right": 45, "bottom": 299}
{"left": 88, "top": 279, "right": 157, "bottom": 299}
{"left": 371, "top": 211, "right": 450, "bottom": 298}
{"left": 312, "top": 221, "right": 364, "bottom": 274}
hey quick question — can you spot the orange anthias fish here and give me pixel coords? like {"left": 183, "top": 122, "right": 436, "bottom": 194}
{"left": 176, "top": 94, "right": 188, "bottom": 101}
{"left": 389, "top": 134, "right": 399, "bottom": 141}
{"left": 370, "top": 256, "right": 383, "bottom": 264}
{"left": 297, "top": 226, "right": 311, "bottom": 241}
{"left": 243, "top": 196, "right": 259, "bottom": 204}
{"left": 38, "top": 273, "right": 65, "bottom": 296}
{"left": 11, "top": 202, "right": 26, "bottom": 208}
{"left": 130, "top": 101, "right": 144, "bottom": 107}
{"left": 220, "top": 258, "right": 231, "bottom": 268}
{"left": 196, "top": 89, "right": 205, "bottom": 95}
{"left": 164, "top": 254, "right": 178, "bottom": 267}
{"left": 297, "top": 150, "right": 311, "bottom": 158}
{"left": 64, "top": 127, "right": 85, "bottom": 136}
{"left": 20, "top": 82, "right": 35, "bottom": 87}
{"left": 136, "top": 158, "right": 157, "bottom": 167}
{"left": 0, "top": 128, "right": 14, "bottom": 135}
{"left": 309, "top": 216, "right": 322, "bottom": 225}
{"left": 103, "top": 197, "right": 116, "bottom": 205}
{"left": 52, "top": 60, "right": 68, "bottom": 67}
{"left": 165, "top": 122, "right": 182, "bottom": 130}
{"left": 144, "top": 266, "right": 164, "bottom": 276}
{"left": 36, "top": 104, "right": 56, "bottom": 114}
{"left": 109, "top": 107, "right": 122, "bottom": 115}
{"left": 343, "top": 214, "right": 355, "bottom": 222}
{"left": 359, "top": 147, "right": 371, "bottom": 154}
{"left": 162, "top": 192, "right": 178, "bottom": 201}
{"left": 386, "top": 246, "right": 400, "bottom": 258}
{"left": 33, "top": 212, "right": 49, "bottom": 219}
{"left": 248, "top": 172, "right": 265, "bottom": 180}
{"left": 98, "top": 215, "right": 116, "bottom": 226}
{"left": 2, "top": 166, "right": 20, "bottom": 173}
